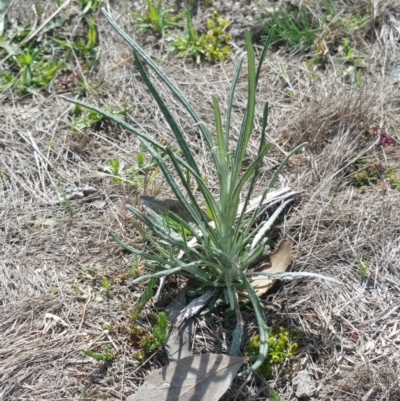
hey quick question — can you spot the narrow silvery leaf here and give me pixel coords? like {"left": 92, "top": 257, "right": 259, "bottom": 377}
{"left": 0, "top": 0, "right": 11, "bottom": 36}
{"left": 176, "top": 290, "right": 216, "bottom": 325}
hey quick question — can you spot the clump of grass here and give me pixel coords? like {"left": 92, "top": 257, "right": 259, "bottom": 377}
{"left": 61, "top": 8, "right": 339, "bottom": 375}
{"left": 253, "top": 2, "right": 317, "bottom": 50}
{"left": 170, "top": 10, "right": 232, "bottom": 64}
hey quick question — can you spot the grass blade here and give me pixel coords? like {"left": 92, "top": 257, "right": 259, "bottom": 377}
{"left": 232, "top": 32, "right": 256, "bottom": 187}
{"left": 133, "top": 52, "right": 201, "bottom": 175}
{"left": 101, "top": 8, "right": 215, "bottom": 152}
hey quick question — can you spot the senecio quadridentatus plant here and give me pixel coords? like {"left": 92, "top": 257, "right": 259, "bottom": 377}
{"left": 62, "top": 8, "right": 339, "bottom": 375}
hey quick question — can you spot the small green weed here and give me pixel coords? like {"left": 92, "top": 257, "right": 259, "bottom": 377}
{"left": 130, "top": 312, "right": 170, "bottom": 359}
{"left": 341, "top": 39, "right": 359, "bottom": 64}
{"left": 109, "top": 159, "right": 125, "bottom": 184}
{"left": 346, "top": 159, "right": 384, "bottom": 188}
{"left": 386, "top": 169, "right": 400, "bottom": 189}
{"left": 52, "top": 16, "right": 98, "bottom": 69}
{"left": 129, "top": 145, "right": 160, "bottom": 187}
{"left": 170, "top": 10, "right": 232, "bottom": 64}
{"left": 70, "top": 104, "right": 104, "bottom": 131}
{"left": 128, "top": 258, "right": 142, "bottom": 278}
{"left": 132, "top": 0, "right": 184, "bottom": 36}
{"left": 49, "top": 140, "right": 57, "bottom": 150}
{"left": 83, "top": 345, "right": 115, "bottom": 362}
{"left": 338, "top": 12, "right": 370, "bottom": 34}
{"left": 246, "top": 327, "right": 299, "bottom": 376}
{"left": 0, "top": 46, "right": 64, "bottom": 93}
{"left": 0, "top": 5, "right": 98, "bottom": 95}
{"left": 70, "top": 104, "right": 128, "bottom": 131}
{"left": 102, "top": 277, "right": 111, "bottom": 295}
{"left": 312, "top": 7, "right": 369, "bottom": 68}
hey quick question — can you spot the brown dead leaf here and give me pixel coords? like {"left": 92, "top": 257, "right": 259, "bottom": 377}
{"left": 126, "top": 353, "right": 244, "bottom": 401}
{"left": 247, "top": 240, "right": 293, "bottom": 297}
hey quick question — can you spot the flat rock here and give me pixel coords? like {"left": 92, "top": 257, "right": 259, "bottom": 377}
{"left": 292, "top": 370, "right": 313, "bottom": 398}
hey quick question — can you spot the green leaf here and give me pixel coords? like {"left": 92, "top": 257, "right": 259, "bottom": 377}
{"left": 131, "top": 277, "right": 157, "bottom": 319}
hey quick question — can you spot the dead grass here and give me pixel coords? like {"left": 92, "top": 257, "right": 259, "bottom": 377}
{"left": 1, "top": 0, "right": 400, "bottom": 400}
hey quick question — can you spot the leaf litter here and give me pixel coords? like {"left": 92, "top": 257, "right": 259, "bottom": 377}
{"left": 246, "top": 239, "right": 293, "bottom": 297}
{"left": 126, "top": 354, "right": 244, "bottom": 401}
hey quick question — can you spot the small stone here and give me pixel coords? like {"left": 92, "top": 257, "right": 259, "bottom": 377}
{"left": 292, "top": 370, "right": 313, "bottom": 398}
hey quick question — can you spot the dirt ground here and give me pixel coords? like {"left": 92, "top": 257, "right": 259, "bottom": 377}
{"left": 1, "top": 0, "right": 400, "bottom": 400}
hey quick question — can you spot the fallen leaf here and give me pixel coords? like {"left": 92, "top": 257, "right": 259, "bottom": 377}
{"left": 175, "top": 290, "right": 215, "bottom": 325}
{"left": 247, "top": 240, "right": 292, "bottom": 297}
{"left": 126, "top": 353, "right": 244, "bottom": 401}
{"left": 165, "top": 291, "right": 194, "bottom": 362}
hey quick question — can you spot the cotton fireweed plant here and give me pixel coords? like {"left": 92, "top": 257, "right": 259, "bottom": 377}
{"left": 61, "top": 8, "right": 337, "bottom": 375}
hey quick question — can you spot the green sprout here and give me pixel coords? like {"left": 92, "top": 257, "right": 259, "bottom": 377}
{"left": 131, "top": 312, "right": 170, "bottom": 360}
{"left": 354, "top": 251, "right": 369, "bottom": 281}
{"left": 83, "top": 346, "right": 115, "bottom": 362}
{"left": 70, "top": 104, "right": 104, "bottom": 131}
{"left": 132, "top": 0, "right": 184, "bottom": 36}
{"left": 102, "top": 277, "right": 111, "bottom": 295}
{"left": 386, "top": 169, "right": 400, "bottom": 189}
{"left": 109, "top": 159, "right": 124, "bottom": 184}
{"left": 129, "top": 145, "right": 160, "bottom": 188}
{"left": 75, "top": 0, "right": 100, "bottom": 16}
{"left": 341, "top": 39, "right": 361, "bottom": 64}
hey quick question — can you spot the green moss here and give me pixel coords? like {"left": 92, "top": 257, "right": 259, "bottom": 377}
{"left": 130, "top": 312, "right": 170, "bottom": 360}
{"left": 246, "top": 327, "right": 299, "bottom": 376}
{"left": 170, "top": 11, "right": 232, "bottom": 64}
{"left": 346, "top": 159, "right": 400, "bottom": 190}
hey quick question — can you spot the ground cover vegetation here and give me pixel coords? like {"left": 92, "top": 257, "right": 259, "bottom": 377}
{"left": 1, "top": 0, "right": 400, "bottom": 400}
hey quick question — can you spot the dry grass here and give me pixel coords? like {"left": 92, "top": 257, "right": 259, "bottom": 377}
{"left": 1, "top": 0, "right": 400, "bottom": 400}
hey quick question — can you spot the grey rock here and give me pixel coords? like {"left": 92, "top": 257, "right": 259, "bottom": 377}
{"left": 292, "top": 370, "right": 313, "bottom": 398}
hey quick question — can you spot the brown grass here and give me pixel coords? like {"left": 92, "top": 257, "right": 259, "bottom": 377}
{"left": 1, "top": 0, "right": 400, "bottom": 400}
